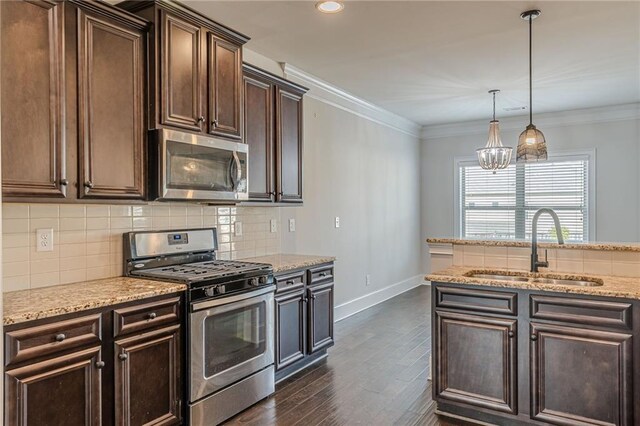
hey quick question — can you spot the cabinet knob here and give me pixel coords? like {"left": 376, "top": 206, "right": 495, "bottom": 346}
{"left": 95, "top": 361, "right": 105, "bottom": 369}
{"left": 508, "top": 331, "right": 515, "bottom": 338}
{"left": 119, "top": 353, "right": 129, "bottom": 361}
{"left": 303, "top": 297, "right": 308, "bottom": 303}
{"left": 54, "top": 333, "right": 66, "bottom": 342}
{"left": 58, "top": 179, "right": 68, "bottom": 186}
{"left": 531, "top": 334, "right": 538, "bottom": 341}
{"left": 211, "top": 119, "right": 218, "bottom": 126}
{"left": 147, "top": 312, "right": 157, "bottom": 320}
{"left": 197, "top": 116, "right": 205, "bottom": 124}
{"left": 84, "top": 181, "right": 94, "bottom": 189}
{"left": 311, "top": 294, "right": 317, "bottom": 300}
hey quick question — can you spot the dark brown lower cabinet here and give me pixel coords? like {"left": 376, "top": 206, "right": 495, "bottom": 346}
{"left": 275, "top": 289, "right": 306, "bottom": 370}
{"left": 274, "top": 263, "right": 335, "bottom": 381}
{"left": 434, "top": 310, "right": 517, "bottom": 414}
{"left": 530, "top": 323, "right": 633, "bottom": 426}
{"left": 5, "top": 346, "right": 103, "bottom": 426}
{"left": 114, "top": 324, "right": 182, "bottom": 425}
{"left": 432, "top": 283, "right": 639, "bottom": 426}
{"left": 4, "top": 294, "right": 183, "bottom": 426}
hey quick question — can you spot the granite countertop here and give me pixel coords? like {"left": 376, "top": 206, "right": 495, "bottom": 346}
{"left": 426, "top": 238, "right": 640, "bottom": 252}
{"left": 242, "top": 253, "right": 336, "bottom": 273}
{"left": 4, "top": 278, "right": 186, "bottom": 326}
{"left": 426, "top": 265, "right": 640, "bottom": 300}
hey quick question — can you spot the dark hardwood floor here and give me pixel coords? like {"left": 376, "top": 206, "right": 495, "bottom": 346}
{"left": 223, "top": 285, "right": 473, "bottom": 426}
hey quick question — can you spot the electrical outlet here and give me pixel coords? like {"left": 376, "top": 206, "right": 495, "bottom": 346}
{"left": 288, "top": 218, "right": 296, "bottom": 232}
{"left": 234, "top": 221, "right": 243, "bottom": 237}
{"left": 366, "top": 274, "right": 371, "bottom": 286}
{"left": 36, "top": 228, "right": 54, "bottom": 252}
{"left": 270, "top": 219, "right": 277, "bottom": 233}
{"left": 335, "top": 217, "right": 340, "bottom": 228}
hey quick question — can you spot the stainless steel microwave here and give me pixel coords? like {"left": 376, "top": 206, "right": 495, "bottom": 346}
{"left": 150, "top": 129, "right": 248, "bottom": 201}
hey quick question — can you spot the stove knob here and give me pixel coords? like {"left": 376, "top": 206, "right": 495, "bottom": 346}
{"left": 204, "top": 287, "right": 216, "bottom": 297}
{"left": 249, "top": 278, "right": 258, "bottom": 287}
{"left": 258, "top": 276, "right": 267, "bottom": 284}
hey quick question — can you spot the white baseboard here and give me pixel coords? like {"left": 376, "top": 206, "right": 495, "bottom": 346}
{"left": 334, "top": 274, "right": 427, "bottom": 322}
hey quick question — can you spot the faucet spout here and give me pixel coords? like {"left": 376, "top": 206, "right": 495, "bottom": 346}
{"left": 531, "top": 208, "right": 565, "bottom": 272}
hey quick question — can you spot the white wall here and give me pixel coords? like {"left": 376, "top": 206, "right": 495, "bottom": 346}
{"left": 244, "top": 50, "right": 425, "bottom": 316}
{"left": 421, "top": 104, "right": 640, "bottom": 269}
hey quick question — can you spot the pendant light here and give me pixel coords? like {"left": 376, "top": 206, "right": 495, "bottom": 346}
{"left": 476, "top": 89, "right": 512, "bottom": 173}
{"left": 517, "top": 9, "right": 547, "bottom": 162}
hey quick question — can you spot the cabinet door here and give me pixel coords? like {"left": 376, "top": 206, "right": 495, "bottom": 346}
{"left": 275, "top": 86, "right": 304, "bottom": 203}
{"left": 5, "top": 346, "right": 103, "bottom": 425}
{"left": 208, "top": 33, "right": 242, "bottom": 139}
{"left": 530, "top": 323, "right": 633, "bottom": 426}
{"left": 160, "top": 11, "right": 202, "bottom": 131}
{"left": 78, "top": 10, "right": 146, "bottom": 199}
{"left": 434, "top": 310, "right": 517, "bottom": 414}
{"left": 1, "top": 0, "right": 66, "bottom": 198}
{"left": 244, "top": 72, "right": 275, "bottom": 201}
{"left": 275, "top": 289, "right": 306, "bottom": 370}
{"left": 307, "top": 282, "right": 334, "bottom": 354}
{"left": 114, "top": 324, "right": 181, "bottom": 426}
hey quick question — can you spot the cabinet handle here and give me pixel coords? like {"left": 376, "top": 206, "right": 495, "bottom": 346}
{"left": 197, "top": 116, "right": 205, "bottom": 124}
{"left": 119, "top": 353, "right": 129, "bottom": 361}
{"left": 530, "top": 334, "right": 538, "bottom": 341}
{"left": 286, "top": 280, "right": 294, "bottom": 285}
{"left": 268, "top": 191, "right": 276, "bottom": 196}
{"left": 319, "top": 272, "right": 327, "bottom": 277}
{"left": 54, "top": 333, "right": 66, "bottom": 342}
{"left": 84, "top": 181, "right": 94, "bottom": 189}
{"left": 58, "top": 179, "right": 68, "bottom": 186}
{"left": 303, "top": 297, "right": 308, "bottom": 303}
{"left": 211, "top": 119, "right": 218, "bottom": 126}
{"left": 310, "top": 294, "right": 317, "bottom": 300}
{"left": 147, "top": 312, "right": 157, "bottom": 320}
{"left": 508, "top": 331, "right": 515, "bottom": 338}
{"left": 95, "top": 361, "right": 105, "bottom": 369}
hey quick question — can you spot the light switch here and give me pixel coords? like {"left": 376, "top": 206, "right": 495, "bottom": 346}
{"left": 270, "top": 219, "right": 277, "bottom": 233}
{"left": 234, "top": 221, "right": 243, "bottom": 237}
{"left": 288, "top": 218, "right": 296, "bottom": 232}
{"left": 36, "top": 228, "right": 54, "bottom": 252}
{"left": 335, "top": 217, "right": 340, "bottom": 228}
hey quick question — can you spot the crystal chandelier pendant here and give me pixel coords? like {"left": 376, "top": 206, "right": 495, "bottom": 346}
{"left": 477, "top": 90, "right": 513, "bottom": 173}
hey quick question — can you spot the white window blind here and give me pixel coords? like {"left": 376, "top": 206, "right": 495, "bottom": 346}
{"left": 459, "top": 155, "right": 590, "bottom": 242}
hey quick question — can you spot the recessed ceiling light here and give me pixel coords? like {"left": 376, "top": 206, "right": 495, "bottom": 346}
{"left": 316, "top": 1, "right": 344, "bottom": 14}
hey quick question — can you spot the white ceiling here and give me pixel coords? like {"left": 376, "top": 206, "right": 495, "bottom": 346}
{"left": 182, "top": 1, "right": 640, "bottom": 126}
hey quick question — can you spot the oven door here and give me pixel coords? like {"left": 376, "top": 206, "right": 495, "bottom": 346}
{"left": 158, "top": 129, "right": 248, "bottom": 201}
{"left": 190, "top": 286, "right": 275, "bottom": 402}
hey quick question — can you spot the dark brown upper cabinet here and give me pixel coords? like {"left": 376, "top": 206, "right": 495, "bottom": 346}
{"left": 243, "top": 64, "right": 308, "bottom": 204}
{"left": 119, "top": 0, "right": 249, "bottom": 139}
{"left": 1, "top": 0, "right": 66, "bottom": 198}
{"left": 78, "top": 7, "right": 147, "bottom": 199}
{"left": 1, "top": 0, "right": 149, "bottom": 202}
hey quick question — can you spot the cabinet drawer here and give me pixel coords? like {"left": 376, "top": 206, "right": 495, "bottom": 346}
{"left": 308, "top": 264, "right": 334, "bottom": 286}
{"left": 435, "top": 286, "right": 517, "bottom": 316}
{"left": 113, "top": 297, "right": 181, "bottom": 338}
{"left": 530, "top": 295, "right": 632, "bottom": 329}
{"left": 5, "top": 313, "right": 102, "bottom": 366}
{"left": 275, "top": 270, "right": 306, "bottom": 293}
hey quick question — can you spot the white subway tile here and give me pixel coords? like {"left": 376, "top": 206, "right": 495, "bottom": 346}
{"left": 556, "top": 249, "right": 584, "bottom": 261}
{"left": 583, "top": 261, "right": 613, "bottom": 276}
{"left": 60, "top": 269, "right": 87, "bottom": 284}
{"left": 30, "top": 204, "right": 59, "bottom": 218}
{"left": 30, "top": 271, "right": 60, "bottom": 288}
{"left": 59, "top": 205, "right": 86, "bottom": 218}
{"left": 3, "top": 233, "right": 29, "bottom": 249}
{"left": 86, "top": 205, "right": 110, "bottom": 217}
{"left": 556, "top": 260, "right": 584, "bottom": 274}
{"left": 3, "top": 219, "right": 29, "bottom": 234}
{"left": 110, "top": 205, "right": 132, "bottom": 217}
{"left": 60, "top": 217, "right": 85, "bottom": 231}
{"left": 3, "top": 204, "right": 29, "bottom": 219}
{"left": 3, "top": 261, "right": 30, "bottom": 278}
{"left": 30, "top": 259, "right": 60, "bottom": 274}
{"left": 3, "top": 247, "right": 29, "bottom": 263}
{"left": 612, "top": 262, "right": 640, "bottom": 277}
{"left": 86, "top": 266, "right": 111, "bottom": 281}
{"left": 584, "top": 250, "right": 613, "bottom": 262}
{"left": 3, "top": 275, "right": 30, "bottom": 292}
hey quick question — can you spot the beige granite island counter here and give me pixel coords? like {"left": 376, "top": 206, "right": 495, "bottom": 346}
{"left": 4, "top": 277, "right": 187, "bottom": 326}
{"left": 242, "top": 254, "right": 336, "bottom": 273}
{"left": 427, "top": 265, "right": 640, "bottom": 300}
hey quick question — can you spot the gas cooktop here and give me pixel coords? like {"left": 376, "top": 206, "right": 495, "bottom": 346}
{"left": 130, "top": 259, "right": 272, "bottom": 283}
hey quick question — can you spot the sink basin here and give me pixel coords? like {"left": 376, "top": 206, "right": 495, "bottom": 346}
{"left": 464, "top": 271, "right": 604, "bottom": 287}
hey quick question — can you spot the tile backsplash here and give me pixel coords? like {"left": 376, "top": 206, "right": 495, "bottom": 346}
{"left": 2, "top": 203, "right": 282, "bottom": 292}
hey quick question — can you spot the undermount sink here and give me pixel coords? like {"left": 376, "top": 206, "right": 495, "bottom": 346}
{"left": 465, "top": 272, "right": 604, "bottom": 287}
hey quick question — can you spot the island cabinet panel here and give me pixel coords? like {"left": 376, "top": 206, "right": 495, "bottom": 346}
{"left": 208, "top": 33, "right": 242, "bottom": 139}
{"left": 161, "top": 11, "right": 203, "bottom": 132}
{"left": 434, "top": 310, "right": 517, "bottom": 414}
{"left": 114, "top": 324, "right": 181, "bottom": 426}
{"left": 78, "top": 8, "right": 147, "bottom": 199}
{"left": 530, "top": 323, "right": 633, "bottom": 426}
{"left": 5, "top": 346, "right": 103, "bottom": 426}
{"left": 1, "top": 0, "right": 66, "bottom": 198}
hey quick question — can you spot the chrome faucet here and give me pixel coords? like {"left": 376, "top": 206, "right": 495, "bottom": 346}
{"left": 531, "top": 208, "right": 565, "bottom": 272}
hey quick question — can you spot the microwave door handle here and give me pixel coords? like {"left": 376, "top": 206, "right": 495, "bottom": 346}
{"left": 232, "top": 151, "right": 242, "bottom": 191}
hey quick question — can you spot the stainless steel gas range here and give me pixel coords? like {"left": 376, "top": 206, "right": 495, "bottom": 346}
{"left": 123, "top": 228, "right": 275, "bottom": 425}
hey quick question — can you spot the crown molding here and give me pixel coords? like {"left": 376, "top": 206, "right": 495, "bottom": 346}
{"left": 421, "top": 102, "right": 640, "bottom": 140}
{"left": 282, "top": 63, "right": 421, "bottom": 138}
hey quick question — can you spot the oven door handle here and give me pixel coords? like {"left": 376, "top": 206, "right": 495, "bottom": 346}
{"left": 191, "top": 285, "right": 276, "bottom": 312}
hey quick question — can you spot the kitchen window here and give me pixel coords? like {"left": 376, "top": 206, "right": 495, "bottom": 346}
{"left": 455, "top": 152, "right": 594, "bottom": 242}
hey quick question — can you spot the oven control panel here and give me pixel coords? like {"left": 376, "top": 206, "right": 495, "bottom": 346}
{"left": 168, "top": 233, "right": 189, "bottom": 245}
